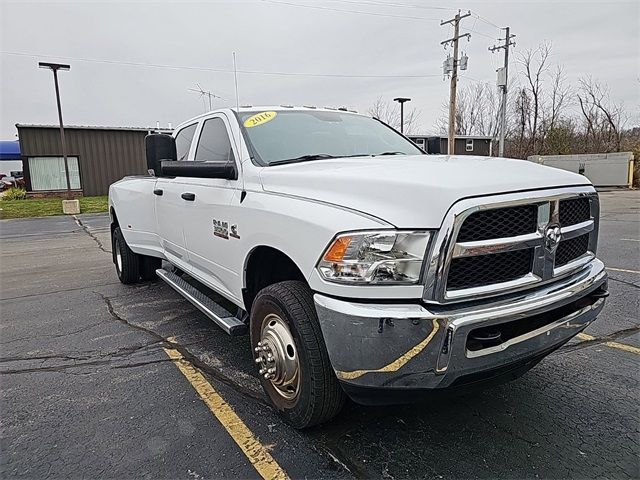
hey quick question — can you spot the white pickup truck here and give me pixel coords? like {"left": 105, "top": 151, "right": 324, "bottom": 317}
{"left": 109, "top": 106, "right": 608, "bottom": 428}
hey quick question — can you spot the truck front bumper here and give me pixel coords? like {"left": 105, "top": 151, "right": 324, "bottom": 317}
{"left": 314, "top": 259, "right": 608, "bottom": 404}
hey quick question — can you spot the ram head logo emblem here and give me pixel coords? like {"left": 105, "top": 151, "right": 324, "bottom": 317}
{"left": 544, "top": 224, "right": 562, "bottom": 253}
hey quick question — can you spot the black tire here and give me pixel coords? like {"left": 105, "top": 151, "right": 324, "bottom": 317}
{"left": 140, "top": 256, "right": 162, "bottom": 281}
{"left": 112, "top": 226, "right": 140, "bottom": 284}
{"left": 250, "top": 280, "right": 345, "bottom": 429}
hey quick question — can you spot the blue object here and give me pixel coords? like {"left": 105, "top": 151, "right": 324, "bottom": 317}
{"left": 0, "top": 141, "right": 21, "bottom": 160}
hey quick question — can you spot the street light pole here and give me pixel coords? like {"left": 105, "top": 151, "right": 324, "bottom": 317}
{"left": 39, "top": 62, "right": 72, "bottom": 199}
{"left": 393, "top": 97, "right": 411, "bottom": 133}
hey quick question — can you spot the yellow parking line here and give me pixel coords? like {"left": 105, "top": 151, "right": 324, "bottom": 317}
{"left": 606, "top": 266, "right": 640, "bottom": 274}
{"left": 163, "top": 346, "right": 288, "bottom": 480}
{"left": 576, "top": 333, "right": 640, "bottom": 355}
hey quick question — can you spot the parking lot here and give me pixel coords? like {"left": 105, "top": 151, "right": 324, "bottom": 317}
{"left": 1, "top": 189, "right": 638, "bottom": 479}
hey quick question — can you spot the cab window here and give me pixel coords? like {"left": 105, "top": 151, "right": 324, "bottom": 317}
{"left": 195, "top": 118, "right": 235, "bottom": 163}
{"left": 174, "top": 123, "right": 197, "bottom": 161}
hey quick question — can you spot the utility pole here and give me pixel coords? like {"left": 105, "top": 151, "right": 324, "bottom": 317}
{"left": 489, "top": 27, "right": 516, "bottom": 157}
{"left": 393, "top": 97, "right": 411, "bottom": 133}
{"left": 441, "top": 10, "right": 471, "bottom": 155}
{"left": 39, "top": 62, "right": 72, "bottom": 199}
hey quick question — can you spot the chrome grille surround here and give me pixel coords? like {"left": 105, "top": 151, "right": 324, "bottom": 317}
{"left": 423, "top": 186, "right": 599, "bottom": 304}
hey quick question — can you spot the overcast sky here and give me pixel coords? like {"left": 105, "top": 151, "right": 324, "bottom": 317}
{"left": 1, "top": 0, "right": 638, "bottom": 139}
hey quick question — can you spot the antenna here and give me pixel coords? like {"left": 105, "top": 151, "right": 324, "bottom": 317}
{"left": 232, "top": 52, "right": 240, "bottom": 112}
{"left": 187, "top": 83, "right": 223, "bottom": 112}
{"left": 232, "top": 52, "right": 246, "bottom": 200}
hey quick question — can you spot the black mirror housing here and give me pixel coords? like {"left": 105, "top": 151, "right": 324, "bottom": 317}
{"left": 160, "top": 161, "right": 237, "bottom": 180}
{"left": 145, "top": 134, "right": 177, "bottom": 176}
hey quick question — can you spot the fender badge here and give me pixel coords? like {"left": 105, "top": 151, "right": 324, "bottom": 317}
{"left": 230, "top": 224, "right": 240, "bottom": 239}
{"left": 213, "top": 219, "right": 229, "bottom": 239}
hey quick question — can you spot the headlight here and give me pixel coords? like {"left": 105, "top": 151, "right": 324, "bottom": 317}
{"left": 317, "top": 230, "right": 431, "bottom": 284}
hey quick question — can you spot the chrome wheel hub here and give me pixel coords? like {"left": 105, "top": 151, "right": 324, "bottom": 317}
{"left": 115, "top": 239, "right": 123, "bottom": 271}
{"left": 254, "top": 313, "right": 299, "bottom": 400}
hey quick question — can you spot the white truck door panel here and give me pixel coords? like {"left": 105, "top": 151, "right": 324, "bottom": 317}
{"left": 154, "top": 178, "right": 191, "bottom": 270}
{"left": 182, "top": 181, "right": 239, "bottom": 301}
{"left": 112, "top": 176, "right": 161, "bottom": 256}
{"left": 153, "top": 122, "right": 200, "bottom": 271}
{"left": 181, "top": 115, "right": 242, "bottom": 303}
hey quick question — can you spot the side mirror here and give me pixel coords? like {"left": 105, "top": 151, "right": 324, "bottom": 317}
{"left": 160, "top": 161, "right": 237, "bottom": 180}
{"left": 145, "top": 134, "right": 176, "bottom": 176}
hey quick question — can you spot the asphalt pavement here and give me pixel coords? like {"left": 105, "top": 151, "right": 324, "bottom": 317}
{"left": 0, "top": 190, "right": 638, "bottom": 479}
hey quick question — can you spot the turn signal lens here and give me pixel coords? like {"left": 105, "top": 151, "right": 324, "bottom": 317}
{"left": 323, "top": 236, "right": 353, "bottom": 262}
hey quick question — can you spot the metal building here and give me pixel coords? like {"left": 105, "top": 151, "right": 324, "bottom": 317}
{"left": 408, "top": 134, "right": 493, "bottom": 156}
{"left": 16, "top": 124, "right": 170, "bottom": 196}
{"left": 528, "top": 152, "right": 635, "bottom": 188}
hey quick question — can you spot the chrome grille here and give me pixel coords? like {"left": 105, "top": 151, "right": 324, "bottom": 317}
{"left": 448, "top": 249, "right": 534, "bottom": 290}
{"left": 457, "top": 205, "right": 537, "bottom": 242}
{"left": 424, "top": 187, "right": 599, "bottom": 303}
{"left": 556, "top": 233, "right": 589, "bottom": 267}
{"left": 559, "top": 198, "right": 591, "bottom": 226}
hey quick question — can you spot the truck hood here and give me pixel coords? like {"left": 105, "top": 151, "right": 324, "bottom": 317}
{"left": 259, "top": 155, "right": 591, "bottom": 228}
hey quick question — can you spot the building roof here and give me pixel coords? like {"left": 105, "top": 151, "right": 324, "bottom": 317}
{"left": 0, "top": 140, "right": 20, "bottom": 160}
{"left": 15, "top": 124, "right": 173, "bottom": 133}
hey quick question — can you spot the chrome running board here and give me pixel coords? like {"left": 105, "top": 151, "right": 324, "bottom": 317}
{"left": 156, "top": 268, "right": 247, "bottom": 336}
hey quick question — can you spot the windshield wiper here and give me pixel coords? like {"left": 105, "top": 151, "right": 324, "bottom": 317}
{"left": 269, "top": 154, "right": 340, "bottom": 166}
{"left": 374, "top": 151, "right": 407, "bottom": 156}
{"left": 269, "top": 153, "right": 371, "bottom": 166}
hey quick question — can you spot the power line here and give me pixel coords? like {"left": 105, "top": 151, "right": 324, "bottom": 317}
{"left": 461, "top": 27, "right": 496, "bottom": 40}
{"left": 330, "top": 0, "right": 456, "bottom": 12}
{"left": 260, "top": 0, "right": 442, "bottom": 20}
{"left": 471, "top": 12, "right": 502, "bottom": 29}
{"left": 1, "top": 51, "right": 442, "bottom": 79}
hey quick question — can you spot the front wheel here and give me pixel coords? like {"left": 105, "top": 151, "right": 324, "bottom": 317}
{"left": 250, "top": 280, "right": 345, "bottom": 429}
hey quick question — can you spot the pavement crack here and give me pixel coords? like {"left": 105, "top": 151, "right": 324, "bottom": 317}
{"left": 111, "top": 358, "right": 175, "bottom": 369}
{"left": 73, "top": 215, "right": 110, "bottom": 253}
{"left": 0, "top": 340, "right": 165, "bottom": 365}
{"left": 0, "top": 321, "right": 104, "bottom": 345}
{"left": 0, "top": 359, "right": 115, "bottom": 375}
{"left": 0, "top": 354, "right": 92, "bottom": 363}
{"left": 97, "top": 291, "right": 269, "bottom": 405}
{"left": 0, "top": 282, "right": 121, "bottom": 303}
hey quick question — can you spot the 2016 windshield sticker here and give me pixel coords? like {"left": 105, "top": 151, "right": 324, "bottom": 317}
{"left": 243, "top": 111, "right": 277, "bottom": 128}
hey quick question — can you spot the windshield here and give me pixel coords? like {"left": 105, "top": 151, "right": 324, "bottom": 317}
{"left": 237, "top": 110, "right": 424, "bottom": 165}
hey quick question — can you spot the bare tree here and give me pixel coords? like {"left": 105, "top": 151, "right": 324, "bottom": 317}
{"left": 435, "top": 82, "right": 500, "bottom": 138}
{"left": 511, "top": 88, "right": 531, "bottom": 158}
{"left": 518, "top": 42, "right": 552, "bottom": 155}
{"left": 539, "top": 65, "right": 572, "bottom": 153}
{"left": 577, "top": 76, "right": 628, "bottom": 152}
{"left": 368, "top": 96, "right": 420, "bottom": 134}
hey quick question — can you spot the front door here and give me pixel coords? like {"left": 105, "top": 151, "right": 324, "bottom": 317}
{"left": 155, "top": 122, "right": 198, "bottom": 270}
{"left": 181, "top": 114, "right": 242, "bottom": 303}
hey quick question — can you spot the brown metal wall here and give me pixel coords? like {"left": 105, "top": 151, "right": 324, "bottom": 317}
{"left": 17, "top": 126, "right": 148, "bottom": 196}
{"left": 438, "top": 138, "right": 492, "bottom": 156}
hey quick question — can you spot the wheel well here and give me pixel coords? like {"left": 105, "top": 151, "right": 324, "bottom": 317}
{"left": 243, "top": 246, "right": 306, "bottom": 313}
{"left": 110, "top": 207, "right": 119, "bottom": 233}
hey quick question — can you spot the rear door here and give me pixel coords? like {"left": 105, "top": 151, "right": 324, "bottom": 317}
{"left": 155, "top": 122, "right": 198, "bottom": 270}
{"left": 181, "top": 114, "right": 242, "bottom": 302}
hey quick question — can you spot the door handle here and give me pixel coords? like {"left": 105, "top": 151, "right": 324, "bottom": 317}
{"left": 181, "top": 192, "right": 196, "bottom": 201}
{"left": 153, "top": 189, "right": 163, "bottom": 196}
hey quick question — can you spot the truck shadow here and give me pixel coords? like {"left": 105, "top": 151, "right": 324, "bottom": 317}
{"left": 114, "top": 280, "right": 636, "bottom": 480}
